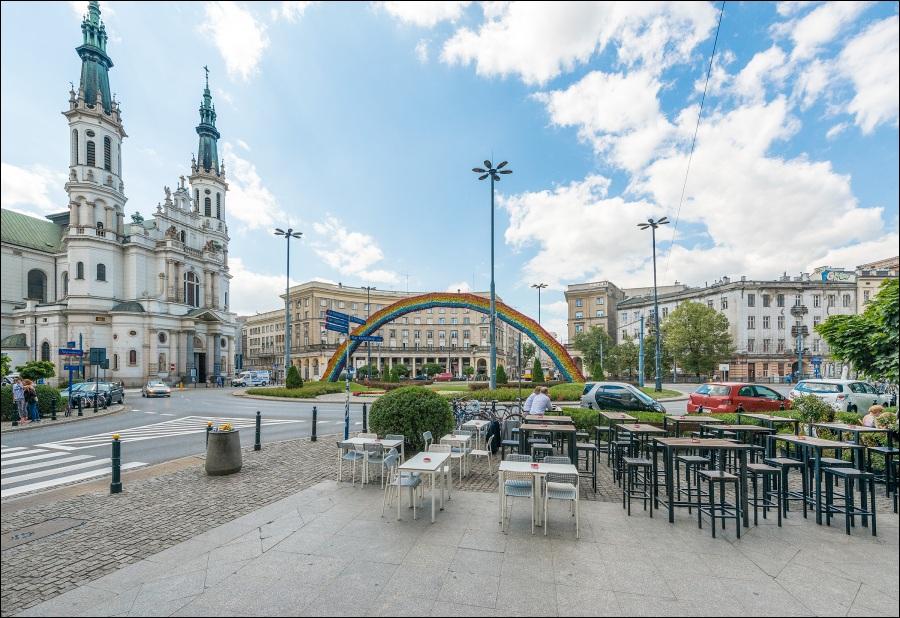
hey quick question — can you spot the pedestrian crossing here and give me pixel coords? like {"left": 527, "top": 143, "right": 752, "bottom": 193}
{"left": 1, "top": 446, "right": 147, "bottom": 499}
{"left": 34, "top": 415, "right": 303, "bottom": 451}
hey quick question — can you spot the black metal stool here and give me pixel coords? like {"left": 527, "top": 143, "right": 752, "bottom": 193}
{"left": 594, "top": 425, "right": 611, "bottom": 460}
{"left": 764, "top": 456, "right": 807, "bottom": 518}
{"left": 622, "top": 456, "right": 653, "bottom": 517}
{"left": 611, "top": 439, "right": 633, "bottom": 485}
{"left": 697, "top": 469, "right": 741, "bottom": 538}
{"left": 866, "top": 446, "right": 898, "bottom": 497}
{"left": 747, "top": 463, "right": 782, "bottom": 526}
{"left": 824, "top": 467, "right": 877, "bottom": 536}
{"left": 576, "top": 442, "right": 598, "bottom": 493}
{"left": 675, "top": 454, "right": 710, "bottom": 514}
{"left": 532, "top": 443, "right": 554, "bottom": 461}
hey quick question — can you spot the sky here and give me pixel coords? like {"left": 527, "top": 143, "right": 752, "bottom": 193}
{"left": 2, "top": 1, "right": 898, "bottom": 341}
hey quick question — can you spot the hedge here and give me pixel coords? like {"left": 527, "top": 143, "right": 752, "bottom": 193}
{"left": 369, "top": 386, "right": 454, "bottom": 451}
{"left": 1, "top": 385, "right": 65, "bottom": 422}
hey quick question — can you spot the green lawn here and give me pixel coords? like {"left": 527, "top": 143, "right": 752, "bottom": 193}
{"left": 245, "top": 382, "right": 376, "bottom": 398}
{"left": 638, "top": 387, "right": 683, "bottom": 399}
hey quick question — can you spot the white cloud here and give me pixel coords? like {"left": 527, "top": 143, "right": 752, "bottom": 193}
{"left": 441, "top": 2, "right": 717, "bottom": 85}
{"left": 838, "top": 15, "right": 899, "bottom": 134}
{"left": 198, "top": 2, "right": 269, "bottom": 81}
{"left": 236, "top": 139, "right": 251, "bottom": 151}
{"left": 220, "top": 142, "right": 290, "bottom": 231}
{"left": 779, "top": 1, "right": 871, "bottom": 61}
{"left": 776, "top": 2, "right": 816, "bottom": 18}
{"left": 446, "top": 281, "right": 471, "bottom": 293}
{"left": 68, "top": 1, "right": 115, "bottom": 19}
{"left": 415, "top": 39, "right": 429, "bottom": 63}
{"left": 272, "top": 1, "right": 313, "bottom": 23}
{"left": 381, "top": 1, "right": 471, "bottom": 27}
{"left": 732, "top": 46, "right": 790, "bottom": 102}
{"left": 311, "top": 216, "right": 399, "bottom": 284}
{"left": 805, "top": 232, "right": 900, "bottom": 272}
{"left": 215, "top": 88, "right": 235, "bottom": 107}
{"left": 825, "top": 122, "right": 849, "bottom": 140}
{"left": 0, "top": 162, "right": 67, "bottom": 216}
{"left": 228, "top": 257, "right": 297, "bottom": 316}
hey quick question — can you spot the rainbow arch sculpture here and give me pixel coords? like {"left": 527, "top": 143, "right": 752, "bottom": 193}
{"left": 323, "top": 292, "right": 584, "bottom": 382}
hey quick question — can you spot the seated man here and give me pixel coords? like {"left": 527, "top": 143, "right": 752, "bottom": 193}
{"left": 523, "top": 386, "right": 540, "bottom": 414}
{"left": 530, "top": 387, "right": 552, "bottom": 416}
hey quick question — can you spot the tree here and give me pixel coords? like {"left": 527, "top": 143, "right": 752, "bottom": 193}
{"left": 572, "top": 327, "right": 613, "bottom": 379}
{"left": 16, "top": 360, "right": 56, "bottom": 381}
{"left": 609, "top": 336, "right": 639, "bottom": 380}
{"left": 392, "top": 364, "right": 409, "bottom": 380}
{"left": 521, "top": 343, "right": 536, "bottom": 368}
{"left": 463, "top": 366, "right": 475, "bottom": 379}
{"left": 590, "top": 361, "right": 604, "bottom": 381}
{"left": 532, "top": 358, "right": 544, "bottom": 383}
{"left": 285, "top": 365, "right": 303, "bottom": 389}
{"left": 661, "top": 301, "right": 734, "bottom": 378}
{"left": 495, "top": 364, "right": 508, "bottom": 384}
{"left": 422, "top": 362, "right": 443, "bottom": 378}
{"left": 0, "top": 353, "right": 10, "bottom": 378}
{"left": 356, "top": 364, "right": 378, "bottom": 379}
{"left": 817, "top": 278, "right": 898, "bottom": 382}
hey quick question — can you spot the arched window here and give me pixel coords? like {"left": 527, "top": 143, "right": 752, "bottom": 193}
{"left": 184, "top": 272, "right": 200, "bottom": 308}
{"left": 195, "top": 190, "right": 200, "bottom": 211}
{"left": 97, "top": 263, "right": 106, "bottom": 281}
{"left": 27, "top": 269, "right": 47, "bottom": 302}
{"left": 61, "top": 272, "right": 69, "bottom": 297}
{"left": 128, "top": 350, "right": 137, "bottom": 366}
{"left": 86, "top": 140, "right": 96, "bottom": 167}
{"left": 204, "top": 197, "right": 211, "bottom": 217}
{"left": 117, "top": 143, "right": 122, "bottom": 175}
{"left": 41, "top": 341, "right": 51, "bottom": 361}
{"left": 76, "top": 261, "right": 85, "bottom": 280}
{"left": 103, "top": 136, "right": 112, "bottom": 171}
{"left": 179, "top": 230, "right": 186, "bottom": 243}
{"left": 71, "top": 130, "right": 78, "bottom": 165}
{"left": 216, "top": 193, "right": 221, "bottom": 219}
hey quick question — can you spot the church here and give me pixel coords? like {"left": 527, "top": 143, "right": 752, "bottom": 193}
{"left": 0, "top": 2, "right": 238, "bottom": 386}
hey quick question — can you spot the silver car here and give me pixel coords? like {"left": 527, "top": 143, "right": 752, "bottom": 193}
{"left": 789, "top": 379, "right": 889, "bottom": 413}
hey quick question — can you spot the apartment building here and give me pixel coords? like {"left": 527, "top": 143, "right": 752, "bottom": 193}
{"left": 564, "top": 281, "right": 625, "bottom": 342}
{"left": 855, "top": 256, "right": 899, "bottom": 312}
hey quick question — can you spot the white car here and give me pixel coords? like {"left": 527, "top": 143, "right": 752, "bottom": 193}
{"left": 142, "top": 380, "right": 171, "bottom": 398}
{"left": 789, "top": 379, "right": 890, "bottom": 414}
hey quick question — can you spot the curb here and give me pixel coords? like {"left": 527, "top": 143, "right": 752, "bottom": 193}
{"left": 1, "top": 403, "right": 127, "bottom": 434}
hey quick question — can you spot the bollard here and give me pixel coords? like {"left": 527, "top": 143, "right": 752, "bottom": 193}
{"left": 362, "top": 403, "right": 368, "bottom": 433}
{"left": 311, "top": 405, "right": 318, "bottom": 442}
{"left": 206, "top": 421, "right": 213, "bottom": 446}
{"left": 110, "top": 434, "right": 122, "bottom": 494}
{"left": 698, "top": 405, "right": 704, "bottom": 414}
{"left": 779, "top": 401, "right": 786, "bottom": 411}
{"left": 77, "top": 395, "right": 84, "bottom": 417}
{"left": 51, "top": 397, "right": 57, "bottom": 421}
{"left": 254, "top": 411, "right": 261, "bottom": 451}
{"left": 93, "top": 391, "right": 98, "bottom": 414}
{"left": 492, "top": 400, "right": 496, "bottom": 417}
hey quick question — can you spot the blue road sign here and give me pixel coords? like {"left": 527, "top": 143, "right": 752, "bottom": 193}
{"left": 67, "top": 341, "right": 77, "bottom": 349}
{"left": 58, "top": 348, "right": 84, "bottom": 356}
{"left": 324, "top": 322, "right": 349, "bottom": 334}
{"left": 325, "top": 309, "right": 350, "bottom": 321}
{"left": 63, "top": 364, "right": 81, "bottom": 371}
{"left": 350, "top": 335, "right": 383, "bottom": 343}
{"left": 348, "top": 315, "right": 366, "bottom": 325}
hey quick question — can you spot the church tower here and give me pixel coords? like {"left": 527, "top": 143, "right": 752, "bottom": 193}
{"left": 189, "top": 69, "right": 228, "bottom": 226}
{"left": 63, "top": 0, "right": 128, "bottom": 303}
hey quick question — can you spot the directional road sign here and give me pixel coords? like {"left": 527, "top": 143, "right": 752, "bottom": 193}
{"left": 350, "top": 335, "right": 383, "bottom": 343}
{"left": 347, "top": 315, "right": 366, "bottom": 325}
{"left": 63, "top": 364, "right": 81, "bottom": 371}
{"left": 325, "top": 309, "right": 350, "bottom": 321}
{"left": 58, "top": 348, "right": 84, "bottom": 356}
{"left": 324, "top": 322, "right": 349, "bottom": 334}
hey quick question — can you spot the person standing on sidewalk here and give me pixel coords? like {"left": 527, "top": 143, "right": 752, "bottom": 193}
{"left": 13, "top": 378, "right": 27, "bottom": 423}
{"left": 23, "top": 379, "right": 40, "bottom": 422}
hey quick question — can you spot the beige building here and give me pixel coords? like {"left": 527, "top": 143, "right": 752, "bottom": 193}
{"left": 855, "top": 256, "right": 898, "bottom": 311}
{"left": 241, "top": 281, "right": 521, "bottom": 381}
{"left": 564, "top": 281, "right": 624, "bottom": 342}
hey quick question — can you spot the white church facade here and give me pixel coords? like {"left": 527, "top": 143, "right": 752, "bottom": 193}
{"left": 0, "top": 2, "right": 238, "bottom": 386}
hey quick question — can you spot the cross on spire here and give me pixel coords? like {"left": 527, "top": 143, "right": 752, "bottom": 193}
{"left": 203, "top": 65, "right": 209, "bottom": 88}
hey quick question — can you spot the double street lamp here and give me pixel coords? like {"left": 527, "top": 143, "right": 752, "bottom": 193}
{"left": 472, "top": 159, "right": 512, "bottom": 389}
{"left": 274, "top": 228, "right": 302, "bottom": 382}
{"left": 638, "top": 217, "right": 669, "bottom": 392}
{"left": 531, "top": 282, "right": 547, "bottom": 366}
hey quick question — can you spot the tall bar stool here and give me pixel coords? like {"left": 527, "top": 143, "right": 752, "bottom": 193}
{"left": 697, "top": 469, "right": 741, "bottom": 539}
{"left": 866, "top": 446, "right": 898, "bottom": 497}
{"left": 824, "top": 467, "right": 877, "bottom": 536}
{"left": 675, "top": 454, "right": 710, "bottom": 514}
{"left": 622, "top": 456, "right": 653, "bottom": 517}
{"left": 747, "top": 463, "right": 782, "bottom": 526}
{"left": 594, "top": 425, "right": 611, "bottom": 461}
{"left": 576, "top": 442, "right": 598, "bottom": 493}
{"left": 532, "top": 443, "right": 555, "bottom": 461}
{"left": 764, "top": 456, "right": 807, "bottom": 518}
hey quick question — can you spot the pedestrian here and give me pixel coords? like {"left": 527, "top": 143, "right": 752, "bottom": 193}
{"left": 530, "top": 386, "right": 553, "bottom": 416}
{"left": 522, "top": 386, "right": 540, "bottom": 414}
{"left": 23, "top": 379, "right": 40, "bottom": 422}
{"left": 862, "top": 405, "right": 882, "bottom": 428}
{"left": 12, "top": 377, "right": 27, "bottom": 423}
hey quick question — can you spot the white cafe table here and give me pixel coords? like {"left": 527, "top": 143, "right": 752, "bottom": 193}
{"left": 399, "top": 452, "right": 451, "bottom": 523}
{"left": 339, "top": 437, "right": 404, "bottom": 484}
{"left": 461, "top": 419, "right": 490, "bottom": 449}
{"left": 440, "top": 433, "right": 473, "bottom": 477}
{"left": 498, "top": 460, "right": 579, "bottom": 527}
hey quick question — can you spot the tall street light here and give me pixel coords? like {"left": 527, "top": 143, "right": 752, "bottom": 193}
{"left": 638, "top": 217, "right": 669, "bottom": 392}
{"left": 274, "top": 228, "right": 302, "bottom": 383}
{"left": 472, "top": 159, "right": 512, "bottom": 389}
{"left": 531, "top": 282, "right": 547, "bottom": 368}
{"left": 362, "top": 285, "right": 375, "bottom": 381}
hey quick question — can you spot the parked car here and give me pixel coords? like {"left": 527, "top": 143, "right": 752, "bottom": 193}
{"left": 2, "top": 372, "right": 20, "bottom": 386}
{"left": 579, "top": 382, "right": 667, "bottom": 413}
{"left": 142, "top": 380, "right": 172, "bottom": 398}
{"left": 60, "top": 381, "right": 125, "bottom": 406}
{"left": 789, "top": 379, "right": 890, "bottom": 413}
{"left": 687, "top": 382, "right": 790, "bottom": 414}
{"left": 231, "top": 371, "right": 270, "bottom": 387}
{"left": 433, "top": 372, "right": 453, "bottom": 382}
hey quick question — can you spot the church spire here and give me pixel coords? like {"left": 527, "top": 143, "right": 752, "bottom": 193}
{"left": 195, "top": 66, "right": 221, "bottom": 175}
{"left": 77, "top": 1, "right": 114, "bottom": 114}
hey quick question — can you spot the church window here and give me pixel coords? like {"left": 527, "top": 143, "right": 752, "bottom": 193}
{"left": 76, "top": 262, "right": 84, "bottom": 280}
{"left": 71, "top": 130, "right": 78, "bottom": 165}
{"left": 103, "top": 136, "right": 112, "bottom": 171}
{"left": 113, "top": 354, "right": 119, "bottom": 370}
{"left": 27, "top": 269, "right": 47, "bottom": 302}
{"left": 117, "top": 143, "right": 121, "bottom": 175}
{"left": 86, "top": 140, "right": 96, "bottom": 167}
{"left": 204, "top": 197, "right": 211, "bottom": 217}
{"left": 195, "top": 190, "right": 200, "bottom": 210}
{"left": 180, "top": 230, "right": 186, "bottom": 243}
{"left": 216, "top": 193, "right": 221, "bottom": 219}
{"left": 61, "top": 272, "right": 68, "bottom": 297}
{"left": 97, "top": 263, "right": 106, "bottom": 281}
{"left": 184, "top": 272, "right": 200, "bottom": 307}
{"left": 41, "top": 342, "right": 51, "bottom": 362}
{"left": 128, "top": 350, "right": 137, "bottom": 366}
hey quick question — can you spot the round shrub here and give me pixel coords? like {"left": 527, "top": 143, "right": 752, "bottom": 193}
{"left": 286, "top": 366, "right": 303, "bottom": 389}
{"left": 369, "top": 386, "right": 454, "bottom": 451}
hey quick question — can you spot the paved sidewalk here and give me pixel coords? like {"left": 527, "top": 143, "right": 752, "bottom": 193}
{"left": 16, "top": 480, "right": 899, "bottom": 617}
{"left": 1, "top": 404, "right": 125, "bottom": 433}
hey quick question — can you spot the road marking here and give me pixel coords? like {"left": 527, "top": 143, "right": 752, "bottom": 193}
{"left": 161, "top": 413, "right": 175, "bottom": 416}
{"left": 1, "top": 454, "right": 94, "bottom": 475}
{"left": 2, "top": 448, "right": 50, "bottom": 461}
{"left": 130, "top": 409, "right": 141, "bottom": 412}
{"left": 0, "top": 447, "right": 27, "bottom": 454}
{"left": 0, "top": 451, "right": 69, "bottom": 465}
{"left": 1, "top": 458, "right": 117, "bottom": 486}
{"left": 1, "top": 462, "right": 146, "bottom": 499}
{"left": 143, "top": 411, "right": 156, "bottom": 414}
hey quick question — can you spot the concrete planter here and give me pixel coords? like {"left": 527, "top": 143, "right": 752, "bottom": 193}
{"left": 206, "top": 429, "right": 242, "bottom": 476}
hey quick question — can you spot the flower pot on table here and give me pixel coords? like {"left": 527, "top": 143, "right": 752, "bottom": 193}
{"left": 206, "top": 429, "right": 243, "bottom": 475}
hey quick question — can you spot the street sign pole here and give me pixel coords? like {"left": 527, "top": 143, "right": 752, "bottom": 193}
{"left": 344, "top": 336, "right": 350, "bottom": 440}
{"left": 638, "top": 316, "right": 645, "bottom": 388}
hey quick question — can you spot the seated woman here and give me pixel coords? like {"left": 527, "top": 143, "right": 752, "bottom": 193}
{"left": 862, "top": 404, "right": 883, "bottom": 428}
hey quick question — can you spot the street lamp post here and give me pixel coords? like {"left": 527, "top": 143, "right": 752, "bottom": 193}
{"left": 531, "top": 282, "right": 547, "bottom": 369}
{"left": 472, "top": 159, "right": 512, "bottom": 390}
{"left": 638, "top": 217, "right": 669, "bottom": 392}
{"left": 274, "top": 228, "right": 302, "bottom": 383}
{"left": 362, "top": 286, "right": 375, "bottom": 381}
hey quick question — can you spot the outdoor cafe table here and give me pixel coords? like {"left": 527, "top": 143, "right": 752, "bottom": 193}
{"left": 652, "top": 437, "right": 750, "bottom": 527}
{"left": 498, "top": 460, "right": 579, "bottom": 527}
{"left": 340, "top": 437, "right": 405, "bottom": 484}
{"left": 597, "top": 411, "right": 636, "bottom": 442}
{"left": 813, "top": 422, "right": 894, "bottom": 449}
{"left": 663, "top": 415, "right": 723, "bottom": 437}
{"left": 398, "top": 451, "right": 451, "bottom": 523}
{"left": 616, "top": 423, "right": 668, "bottom": 457}
{"left": 736, "top": 412, "right": 800, "bottom": 435}
{"left": 519, "top": 423, "right": 578, "bottom": 462}
{"left": 440, "top": 433, "right": 474, "bottom": 477}
{"left": 461, "top": 419, "right": 490, "bottom": 449}
{"left": 766, "top": 434, "right": 865, "bottom": 525}
{"left": 526, "top": 415, "right": 573, "bottom": 425}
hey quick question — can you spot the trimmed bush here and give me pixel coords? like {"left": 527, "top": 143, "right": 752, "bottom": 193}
{"left": 1, "top": 385, "right": 64, "bottom": 421}
{"left": 495, "top": 365, "right": 508, "bottom": 385}
{"left": 285, "top": 366, "right": 303, "bottom": 389}
{"left": 532, "top": 359, "right": 545, "bottom": 383}
{"left": 369, "top": 386, "right": 454, "bottom": 451}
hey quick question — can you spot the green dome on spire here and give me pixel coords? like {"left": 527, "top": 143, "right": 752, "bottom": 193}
{"left": 77, "top": 0, "right": 113, "bottom": 114}
{"left": 196, "top": 66, "right": 221, "bottom": 174}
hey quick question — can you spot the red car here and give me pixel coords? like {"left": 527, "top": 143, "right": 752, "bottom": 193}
{"left": 687, "top": 382, "right": 791, "bottom": 414}
{"left": 433, "top": 372, "right": 453, "bottom": 382}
